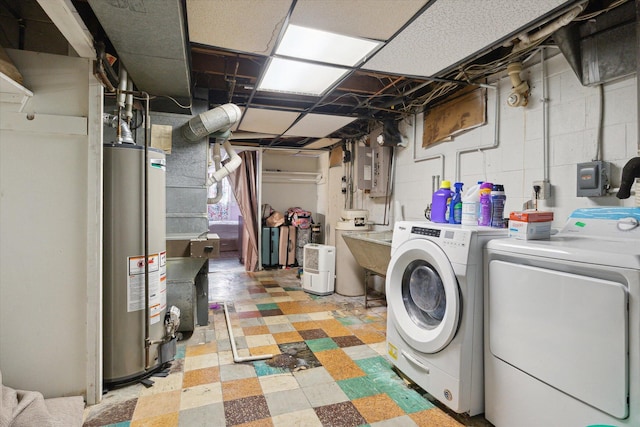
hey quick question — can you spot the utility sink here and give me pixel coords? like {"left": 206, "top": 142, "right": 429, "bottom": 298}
{"left": 341, "top": 230, "right": 393, "bottom": 276}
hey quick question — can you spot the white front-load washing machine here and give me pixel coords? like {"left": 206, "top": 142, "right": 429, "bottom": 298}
{"left": 484, "top": 207, "right": 640, "bottom": 427}
{"left": 385, "top": 221, "right": 507, "bottom": 416}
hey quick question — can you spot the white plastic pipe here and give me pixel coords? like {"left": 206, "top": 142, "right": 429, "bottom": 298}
{"left": 206, "top": 139, "right": 242, "bottom": 185}
{"left": 125, "top": 78, "right": 134, "bottom": 122}
{"left": 221, "top": 301, "right": 273, "bottom": 363}
{"left": 514, "top": 2, "right": 587, "bottom": 51}
{"left": 117, "top": 67, "right": 127, "bottom": 108}
{"left": 207, "top": 143, "right": 224, "bottom": 204}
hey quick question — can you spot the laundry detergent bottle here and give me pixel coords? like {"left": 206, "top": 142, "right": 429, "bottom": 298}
{"left": 449, "top": 182, "right": 463, "bottom": 224}
{"left": 490, "top": 184, "right": 506, "bottom": 228}
{"left": 461, "top": 181, "right": 482, "bottom": 226}
{"left": 477, "top": 182, "right": 493, "bottom": 226}
{"left": 431, "top": 180, "right": 452, "bottom": 223}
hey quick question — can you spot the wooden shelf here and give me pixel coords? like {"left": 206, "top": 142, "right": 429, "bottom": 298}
{"left": 0, "top": 71, "right": 32, "bottom": 112}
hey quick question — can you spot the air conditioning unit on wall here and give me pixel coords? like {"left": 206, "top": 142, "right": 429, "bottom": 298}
{"left": 302, "top": 244, "right": 335, "bottom": 296}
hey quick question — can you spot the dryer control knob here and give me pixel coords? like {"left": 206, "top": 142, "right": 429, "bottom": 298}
{"left": 617, "top": 217, "right": 639, "bottom": 231}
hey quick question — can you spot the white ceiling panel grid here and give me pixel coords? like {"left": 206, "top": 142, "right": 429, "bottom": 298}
{"left": 290, "top": 0, "right": 428, "bottom": 41}
{"left": 187, "top": 0, "right": 291, "bottom": 54}
{"left": 239, "top": 108, "right": 300, "bottom": 135}
{"left": 362, "top": 0, "right": 573, "bottom": 77}
{"left": 283, "top": 113, "right": 357, "bottom": 138}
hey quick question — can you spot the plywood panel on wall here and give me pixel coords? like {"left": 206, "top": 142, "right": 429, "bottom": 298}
{"left": 423, "top": 88, "right": 486, "bottom": 147}
{"left": 330, "top": 145, "right": 343, "bottom": 167}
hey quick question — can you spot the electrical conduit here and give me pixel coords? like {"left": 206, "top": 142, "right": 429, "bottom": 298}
{"left": 455, "top": 84, "right": 500, "bottom": 182}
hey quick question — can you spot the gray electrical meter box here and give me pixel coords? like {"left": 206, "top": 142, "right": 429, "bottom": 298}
{"left": 576, "top": 161, "right": 610, "bottom": 197}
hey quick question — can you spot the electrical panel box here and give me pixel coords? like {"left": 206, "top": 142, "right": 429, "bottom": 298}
{"left": 576, "top": 161, "right": 610, "bottom": 197}
{"left": 370, "top": 145, "right": 392, "bottom": 197}
{"left": 357, "top": 145, "right": 372, "bottom": 190}
{"left": 356, "top": 128, "right": 392, "bottom": 197}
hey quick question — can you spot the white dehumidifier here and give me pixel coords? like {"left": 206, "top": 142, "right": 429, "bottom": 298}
{"left": 302, "top": 244, "right": 335, "bottom": 296}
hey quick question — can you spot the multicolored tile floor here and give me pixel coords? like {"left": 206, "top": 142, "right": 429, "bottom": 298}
{"left": 83, "top": 254, "right": 491, "bottom": 426}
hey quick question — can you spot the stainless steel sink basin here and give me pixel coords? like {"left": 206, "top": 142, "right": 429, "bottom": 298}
{"left": 341, "top": 230, "right": 393, "bottom": 276}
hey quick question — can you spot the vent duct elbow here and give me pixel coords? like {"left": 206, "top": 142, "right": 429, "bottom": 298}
{"left": 182, "top": 103, "right": 242, "bottom": 142}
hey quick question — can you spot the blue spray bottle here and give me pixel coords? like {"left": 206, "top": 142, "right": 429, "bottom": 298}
{"left": 449, "top": 182, "right": 463, "bottom": 224}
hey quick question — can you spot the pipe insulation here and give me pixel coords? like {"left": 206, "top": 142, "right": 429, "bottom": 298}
{"left": 182, "top": 103, "right": 242, "bottom": 142}
{"left": 117, "top": 67, "right": 128, "bottom": 108}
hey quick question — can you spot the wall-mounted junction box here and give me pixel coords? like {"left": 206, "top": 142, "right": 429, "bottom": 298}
{"left": 576, "top": 161, "right": 610, "bottom": 197}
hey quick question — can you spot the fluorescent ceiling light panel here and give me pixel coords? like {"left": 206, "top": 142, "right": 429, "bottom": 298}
{"left": 258, "top": 57, "right": 349, "bottom": 96}
{"left": 277, "top": 24, "right": 381, "bottom": 66}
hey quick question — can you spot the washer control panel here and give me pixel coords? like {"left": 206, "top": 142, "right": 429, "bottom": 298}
{"left": 411, "top": 227, "right": 468, "bottom": 247}
{"left": 411, "top": 226, "right": 441, "bottom": 238}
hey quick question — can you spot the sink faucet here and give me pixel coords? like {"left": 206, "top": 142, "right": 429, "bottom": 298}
{"left": 616, "top": 157, "right": 640, "bottom": 199}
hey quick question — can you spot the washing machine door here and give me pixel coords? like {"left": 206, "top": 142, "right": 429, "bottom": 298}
{"left": 386, "top": 238, "right": 460, "bottom": 353}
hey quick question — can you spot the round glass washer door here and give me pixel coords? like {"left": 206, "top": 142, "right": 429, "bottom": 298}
{"left": 385, "top": 238, "right": 460, "bottom": 353}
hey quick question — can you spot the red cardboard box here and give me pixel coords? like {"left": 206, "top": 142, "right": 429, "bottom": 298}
{"left": 509, "top": 210, "right": 554, "bottom": 223}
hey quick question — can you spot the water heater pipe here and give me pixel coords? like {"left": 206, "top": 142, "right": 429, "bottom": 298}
{"left": 116, "top": 66, "right": 128, "bottom": 109}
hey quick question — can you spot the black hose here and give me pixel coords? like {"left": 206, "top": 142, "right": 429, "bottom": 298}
{"left": 616, "top": 157, "right": 640, "bottom": 199}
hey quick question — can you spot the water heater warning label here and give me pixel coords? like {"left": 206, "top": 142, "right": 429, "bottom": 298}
{"left": 127, "top": 251, "right": 167, "bottom": 325}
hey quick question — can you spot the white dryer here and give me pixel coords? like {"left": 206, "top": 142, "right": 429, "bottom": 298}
{"left": 484, "top": 208, "right": 640, "bottom": 427}
{"left": 385, "top": 221, "right": 507, "bottom": 416}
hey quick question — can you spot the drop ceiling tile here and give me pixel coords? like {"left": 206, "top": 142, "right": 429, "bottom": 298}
{"left": 304, "top": 138, "right": 341, "bottom": 149}
{"left": 186, "top": 0, "right": 291, "bottom": 54}
{"left": 362, "top": 0, "right": 573, "bottom": 77}
{"left": 239, "top": 108, "right": 300, "bottom": 135}
{"left": 291, "top": 0, "right": 427, "bottom": 41}
{"left": 283, "top": 113, "right": 357, "bottom": 138}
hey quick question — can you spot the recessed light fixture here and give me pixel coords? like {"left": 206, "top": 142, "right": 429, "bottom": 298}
{"left": 258, "top": 57, "right": 349, "bottom": 96}
{"left": 276, "top": 24, "right": 381, "bottom": 67}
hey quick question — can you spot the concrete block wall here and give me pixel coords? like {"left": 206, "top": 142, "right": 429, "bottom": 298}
{"left": 366, "top": 50, "right": 637, "bottom": 229}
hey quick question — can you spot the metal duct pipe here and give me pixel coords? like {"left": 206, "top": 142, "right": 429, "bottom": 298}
{"left": 182, "top": 103, "right": 242, "bottom": 142}
{"left": 103, "top": 113, "right": 134, "bottom": 144}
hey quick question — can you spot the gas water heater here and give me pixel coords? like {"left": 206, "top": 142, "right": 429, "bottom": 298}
{"left": 103, "top": 143, "right": 176, "bottom": 386}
